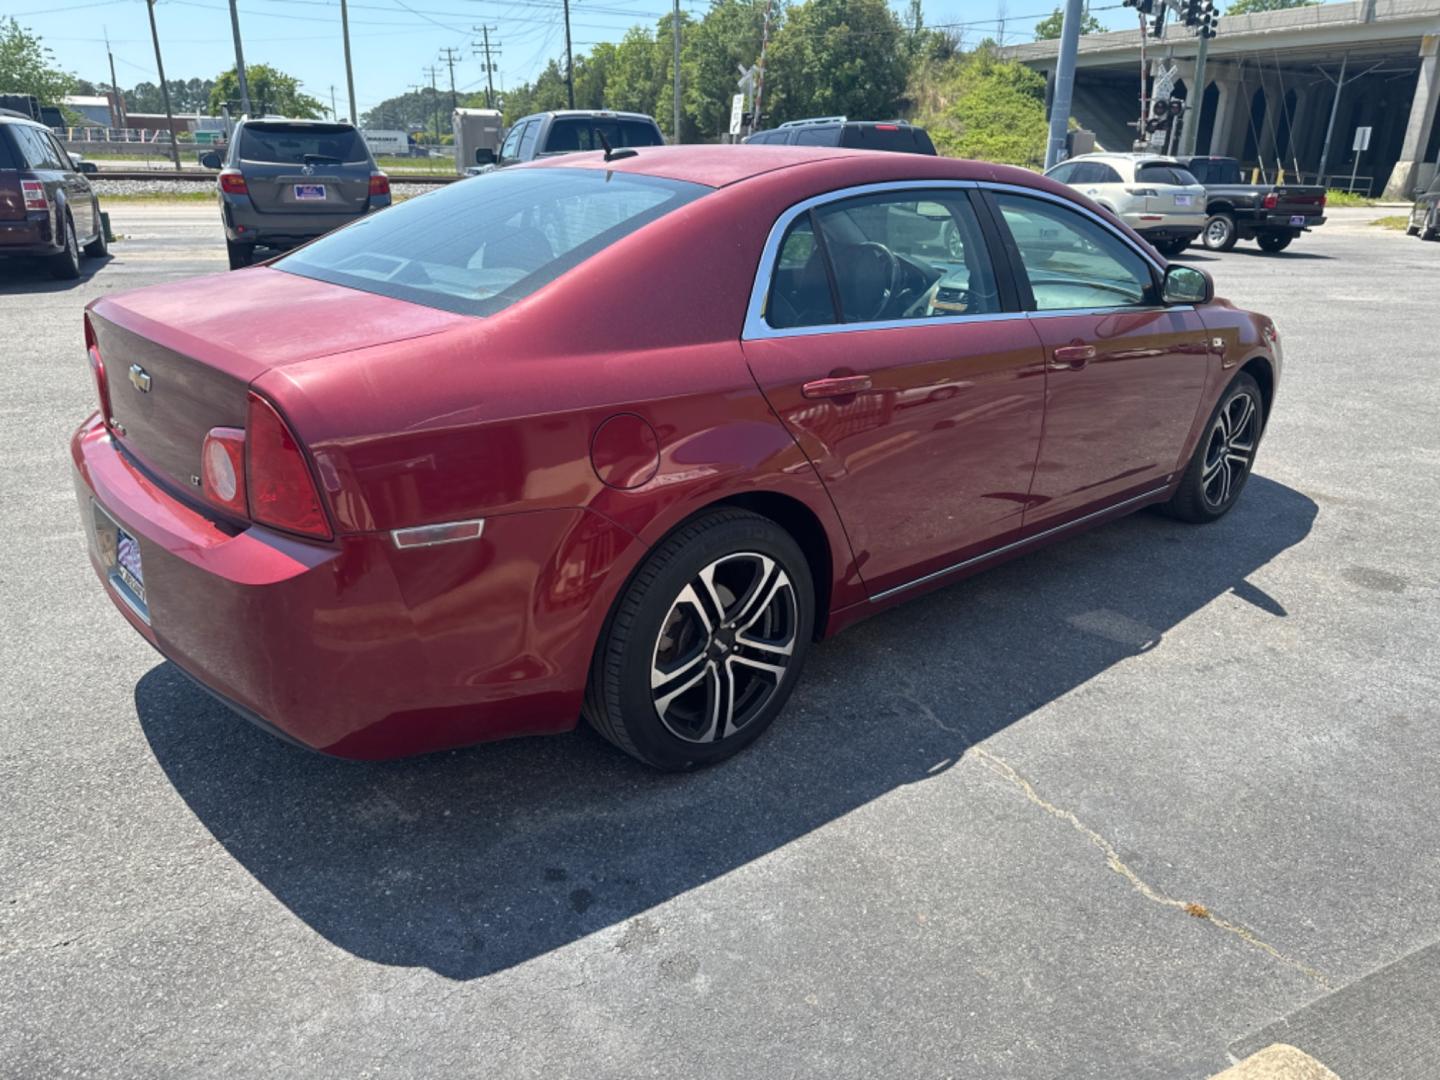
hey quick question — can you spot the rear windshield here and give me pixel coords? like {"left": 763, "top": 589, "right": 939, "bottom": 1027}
{"left": 1137, "top": 162, "right": 1200, "bottom": 186}
{"left": 1184, "top": 158, "right": 1241, "bottom": 185}
{"left": 543, "top": 118, "right": 664, "bottom": 153}
{"left": 276, "top": 167, "right": 708, "bottom": 316}
{"left": 239, "top": 123, "right": 369, "bottom": 165}
{"left": 839, "top": 125, "right": 936, "bottom": 155}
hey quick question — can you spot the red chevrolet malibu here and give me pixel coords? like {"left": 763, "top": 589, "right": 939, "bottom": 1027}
{"left": 73, "top": 147, "right": 1280, "bottom": 769}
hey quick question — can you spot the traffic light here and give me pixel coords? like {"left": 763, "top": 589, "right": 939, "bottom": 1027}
{"left": 1123, "top": 0, "right": 1157, "bottom": 15}
{"left": 1182, "top": 0, "right": 1201, "bottom": 25}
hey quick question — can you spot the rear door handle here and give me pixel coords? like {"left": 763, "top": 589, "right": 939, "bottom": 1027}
{"left": 802, "top": 374, "right": 872, "bottom": 399}
{"left": 1050, "top": 345, "right": 1096, "bottom": 370}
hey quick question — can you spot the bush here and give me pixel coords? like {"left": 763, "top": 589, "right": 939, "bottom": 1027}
{"left": 910, "top": 47, "right": 1048, "bottom": 167}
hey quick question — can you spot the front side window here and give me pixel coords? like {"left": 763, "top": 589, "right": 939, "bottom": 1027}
{"left": 277, "top": 167, "right": 708, "bottom": 316}
{"left": 517, "top": 121, "right": 542, "bottom": 159}
{"left": 498, "top": 123, "right": 524, "bottom": 162}
{"left": 239, "top": 123, "right": 368, "bottom": 165}
{"left": 993, "top": 192, "right": 1155, "bottom": 311}
{"left": 764, "top": 189, "right": 999, "bottom": 329}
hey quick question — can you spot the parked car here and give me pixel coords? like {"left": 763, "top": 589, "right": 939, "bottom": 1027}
{"left": 69, "top": 154, "right": 99, "bottom": 175}
{"left": 0, "top": 108, "right": 107, "bottom": 279}
{"left": 745, "top": 117, "right": 937, "bottom": 155}
{"left": 198, "top": 117, "right": 391, "bottom": 270}
{"left": 72, "top": 146, "right": 1279, "bottom": 769}
{"left": 1176, "top": 155, "right": 1327, "bottom": 253}
{"left": 1406, "top": 172, "right": 1440, "bottom": 241}
{"left": 1044, "top": 152, "right": 1206, "bottom": 256}
{"left": 467, "top": 110, "right": 664, "bottom": 174}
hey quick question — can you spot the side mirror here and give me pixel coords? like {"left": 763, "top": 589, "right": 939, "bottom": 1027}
{"left": 199, "top": 151, "right": 222, "bottom": 170}
{"left": 474, "top": 147, "right": 496, "bottom": 166}
{"left": 76, "top": 159, "right": 98, "bottom": 175}
{"left": 1162, "top": 264, "right": 1213, "bottom": 305}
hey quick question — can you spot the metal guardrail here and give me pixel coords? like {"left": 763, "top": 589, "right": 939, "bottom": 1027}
{"left": 92, "top": 169, "right": 462, "bottom": 184}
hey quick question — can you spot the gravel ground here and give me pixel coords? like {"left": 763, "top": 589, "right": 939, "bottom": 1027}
{"left": 1, "top": 203, "right": 1437, "bottom": 1079}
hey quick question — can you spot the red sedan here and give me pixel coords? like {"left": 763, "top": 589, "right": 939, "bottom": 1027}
{"left": 72, "top": 147, "right": 1280, "bottom": 769}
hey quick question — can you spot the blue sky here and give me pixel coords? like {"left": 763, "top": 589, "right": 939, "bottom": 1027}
{"left": 5, "top": 0, "right": 1123, "bottom": 121}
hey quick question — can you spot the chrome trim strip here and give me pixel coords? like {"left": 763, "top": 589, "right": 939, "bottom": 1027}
{"left": 1025, "top": 305, "right": 1192, "bottom": 321}
{"left": 108, "top": 571, "right": 152, "bottom": 626}
{"left": 742, "top": 178, "right": 1170, "bottom": 342}
{"left": 868, "top": 485, "right": 1171, "bottom": 603}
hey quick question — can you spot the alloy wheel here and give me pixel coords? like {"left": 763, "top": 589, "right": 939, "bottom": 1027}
{"left": 1205, "top": 218, "right": 1230, "bottom": 246}
{"left": 1201, "top": 390, "right": 1259, "bottom": 508}
{"left": 650, "top": 552, "right": 798, "bottom": 744}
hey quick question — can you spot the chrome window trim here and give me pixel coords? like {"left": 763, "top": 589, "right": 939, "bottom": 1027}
{"left": 743, "top": 178, "right": 1169, "bottom": 342}
{"left": 869, "top": 484, "right": 1171, "bottom": 603}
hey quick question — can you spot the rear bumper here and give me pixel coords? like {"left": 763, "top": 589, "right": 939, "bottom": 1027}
{"left": 1255, "top": 212, "right": 1325, "bottom": 231}
{"left": 0, "top": 217, "right": 59, "bottom": 255}
{"left": 1124, "top": 210, "right": 1205, "bottom": 238}
{"left": 72, "top": 413, "right": 629, "bottom": 760}
{"left": 220, "top": 195, "right": 388, "bottom": 247}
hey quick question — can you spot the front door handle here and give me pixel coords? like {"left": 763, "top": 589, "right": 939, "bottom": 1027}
{"left": 1050, "top": 345, "right": 1096, "bottom": 371}
{"left": 802, "top": 374, "right": 873, "bottom": 399}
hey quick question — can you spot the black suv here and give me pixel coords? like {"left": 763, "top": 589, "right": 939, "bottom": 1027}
{"left": 471, "top": 111, "right": 664, "bottom": 172}
{"left": 0, "top": 109, "right": 107, "bottom": 279}
{"left": 1407, "top": 172, "right": 1440, "bottom": 241}
{"left": 745, "top": 118, "right": 936, "bottom": 155}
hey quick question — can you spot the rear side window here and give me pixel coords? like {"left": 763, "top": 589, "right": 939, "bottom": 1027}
{"left": 1047, "top": 162, "right": 1079, "bottom": 184}
{"left": 13, "top": 125, "right": 62, "bottom": 169}
{"left": 793, "top": 126, "right": 839, "bottom": 147}
{"left": 0, "top": 128, "right": 17, "bottom": 169}
{"left": 239, "top": 124, "right": 369, "bottom": 165}
{"left": 1187, "top": 159, "right": 1242, "bottom": 184}
{"left": 1137, "top": 163, "right": 1199, "bottom": 186}
{"left": 277, "top": 167, "right": 708, "bottom": 317}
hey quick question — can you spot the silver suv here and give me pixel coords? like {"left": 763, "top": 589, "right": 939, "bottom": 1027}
{"left": 200, "top": 118, "right": 391, "bottom": 270}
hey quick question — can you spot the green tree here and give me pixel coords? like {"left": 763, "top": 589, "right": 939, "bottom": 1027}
{"left": 1223, "top": 0, "right": 1317, "bottom": 13}
{"left": 762, "top": 0, "right": 908, "bottom": 127}
{"left": 1033, "top": 6, "right": 1103, "bottom": 39}
{"left": 209, "top": 64, "right": 323, "bottom": 118}
{"left": 0, "top": 18, "right": 74, "bottom": 106}
{"left": 912, "top": 45, "right": 1049, "bottom": 165}
{"left": 683, "top": 0, "right": 769, "bottom": 138}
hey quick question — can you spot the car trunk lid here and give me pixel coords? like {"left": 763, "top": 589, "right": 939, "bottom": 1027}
{"left": 89, "top": 267, "right": 471, "bottom": 495}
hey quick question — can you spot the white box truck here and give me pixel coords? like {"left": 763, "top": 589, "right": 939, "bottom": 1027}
{"left": 361, "top": 129, "right": 410, "bottom": 158}
{"left": 452, "top": 109, "right": 504, "bottom": 173}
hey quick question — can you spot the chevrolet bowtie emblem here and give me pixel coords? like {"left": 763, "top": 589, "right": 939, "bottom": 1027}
{"left": 129, "top": 364, "right": 151, "bottom": 393}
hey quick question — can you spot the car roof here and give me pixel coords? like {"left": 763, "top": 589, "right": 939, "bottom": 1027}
{"left": 1068, "top": 152, "right": 1181, "bottom": 165}
{"left": 527, "top": 144, "right": 1043, "bottom": 190}
{"left": 525, "top": 110, "right": 657, "bottom": 122}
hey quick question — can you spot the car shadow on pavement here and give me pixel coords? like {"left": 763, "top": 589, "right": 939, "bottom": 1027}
{"left": 0, "top": 254, "right": 112, "bottom": 292}
{"left": 135, "top": 475, "right": 1317, "bottom": 981}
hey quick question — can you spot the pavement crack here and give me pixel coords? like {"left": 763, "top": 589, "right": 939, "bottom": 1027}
{"left": 968, "top": 747, "right": 1332, "bottom": 991}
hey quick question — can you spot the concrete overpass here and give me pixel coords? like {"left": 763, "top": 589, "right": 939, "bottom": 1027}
{"left": 1002, "top": 0, "right": 1440, "bottom": 199}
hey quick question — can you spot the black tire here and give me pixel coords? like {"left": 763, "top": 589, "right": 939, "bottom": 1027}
{"left": 1163, "top": 372, "right": 1264, "bottom": 524}
{"left": 226, "top": 239, "right": 255, "bottom": 270}
{"left": 1153, "top": 237, "right": 1190, "bottom": 257}
{"left": 83, "top": 214, "right": 108, "bottom": 258}
{"left": 48, "top": 215, "right": 81, "bottom": 280}
{"left": 584, "top": 508, "right": 815, "bottom": 770}
{"left": 1256, "top": 232, "right": 1293, "bottom": 253}
{"left": 1201, "top": 212, "right": 1239, "bottom": 252}
{"left": 1423, "top": 223, "right": 1440, "bottom": 242}
{"left": 1407, "top": 224, "right": 1422, "bottom": 237}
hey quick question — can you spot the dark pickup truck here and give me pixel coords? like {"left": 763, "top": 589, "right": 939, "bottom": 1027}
{"left": 1177, "top": 156, "right": 1327, "bottom": 254}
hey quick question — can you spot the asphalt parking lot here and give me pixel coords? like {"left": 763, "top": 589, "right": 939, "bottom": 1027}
{"left": 2, "top": 203, "right": 1437, "bottom": 1079}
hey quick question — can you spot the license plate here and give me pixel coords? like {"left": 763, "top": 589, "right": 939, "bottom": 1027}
{"left": 294, "top": 184, "right": 327, "bottom": 201}
{"left": 1290, "top": 215, "right": 1307, "bottom": 226}
{"left": 1175, "top": 194, "right": 1194, "bottom": 207}
{"left": 93, "top": 501, "right": 149, "bottom": 621}
{"left": 115, "top": 526, "right": 146, "bottom": 603}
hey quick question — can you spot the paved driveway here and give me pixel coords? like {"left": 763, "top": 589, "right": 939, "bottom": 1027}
{"left": 2, "top": 205, "right": 1436, "bottom": 1078}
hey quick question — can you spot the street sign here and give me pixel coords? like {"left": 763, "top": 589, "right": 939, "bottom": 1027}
{"left": 1353, "top": 126, "right": 1372, "bottom": 152}
{"left": 729, "top": 93, "right": 745, "bottom": 136}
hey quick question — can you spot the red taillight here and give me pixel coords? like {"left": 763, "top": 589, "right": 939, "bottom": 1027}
{"left": 368, "top": 172, "right": 390, "bottom": 197}
{"left": 874, "top": 124, "right": 900, "bottom": 131}
{"left": 84, "top": 318, "right": 112, "bottom": 424}
{"left": 21, "top": 179, "right": 48, "bottom": 212}
{"left": 1263, "top": 192, "right": 1279, "bottom": 209}
{"left": 1320, "top": 192, "right": 1328, "bottom": 208}
{"left": 201, "top": 427, "right": 247, "bottom": 516}
{"left": 245, "top": 392, "right": 331, "bottom": 539}
{"left": 219, "top": 170, "right": 248, "bottom": 195}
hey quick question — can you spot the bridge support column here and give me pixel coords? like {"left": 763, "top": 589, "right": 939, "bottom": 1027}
{"left": 1383, "top": 34, "right": 1440, "bottom": 200}
{"left": 1208, "top": 76, "right": 1242, "bottom": 157}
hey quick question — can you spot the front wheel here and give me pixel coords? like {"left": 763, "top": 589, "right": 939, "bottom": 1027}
{"left": 1256, "top": 232, "right": 1294, "bottom": 253}
{"left": 1202, "top": 212, "right": 1239, "bottom": 252}
{"left": 584, "top": 509, "right": 814, "bottom": 770}
{"left": 1164, "top": 373, "right": 1264, "bottom": 524}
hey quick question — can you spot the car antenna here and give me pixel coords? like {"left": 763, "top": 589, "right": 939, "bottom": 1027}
{"left": 595, "top": 130, "right": 638, "bottom": 164}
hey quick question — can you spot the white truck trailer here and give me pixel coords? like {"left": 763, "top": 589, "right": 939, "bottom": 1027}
{"left": 452, "top": 109, "right": 504, "bottom": 173}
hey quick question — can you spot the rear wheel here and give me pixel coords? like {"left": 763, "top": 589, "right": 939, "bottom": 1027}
{"left": 1256, "top": 232, "right": 1294, "bottom": 253}
{"left": 226, "top": 239, "right": 255, "bottom": 270}
{"left": 48, "top": 215, "right": 81, "bottom": 280}
{"left": 1423, "top": 219, "right": 1440, "bottom": 242}
{"left": 1201, "top": 212, "right": 1238, "bottom": 252}
{"left": 584, "top": 509, "right": 814, "bottom": 770}
{"left": 1164, "top": 373, "right": 1264, "bottom": 524}
{"left": 1407, "top": 223, "right": 1422, "bottom": 237}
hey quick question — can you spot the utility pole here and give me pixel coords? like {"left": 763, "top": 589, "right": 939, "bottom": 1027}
{"left": 474, "top": 26, "right": 498, "bottom": 109}
{"left": 423, "top": 65, "right": 442, "bottom": 143}
{"left": 329, "top": 84, "right": 338, "bottom": 120}
{"left": 144, "top": 0, "right": 182, "bottom": 171}
{"left": 439, "top": 46, "right": 461, "bottom": 116}
{"left": 340, "top": 0, "right": 358, "bottom": 123}
{"left": 227, "top": 0, "right": 251, "bottom": 116}
{"left": 753, "top": 0, "right": 774, "bottom": 133}
{"left": 671, "top": 0, "right": 681, "bottom": 141}
{"left": 562, "top": 0, "right": 576, "bottom": 108}
{"left": 104, "top": 29, "right": 126, "bottom": 130}
{"left": 1044, "top": 0, "right": 1084, "bottom": 169}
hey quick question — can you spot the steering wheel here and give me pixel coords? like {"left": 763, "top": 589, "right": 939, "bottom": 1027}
{"left": 846, "top": 242, "right": 901, "bottom": 322}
